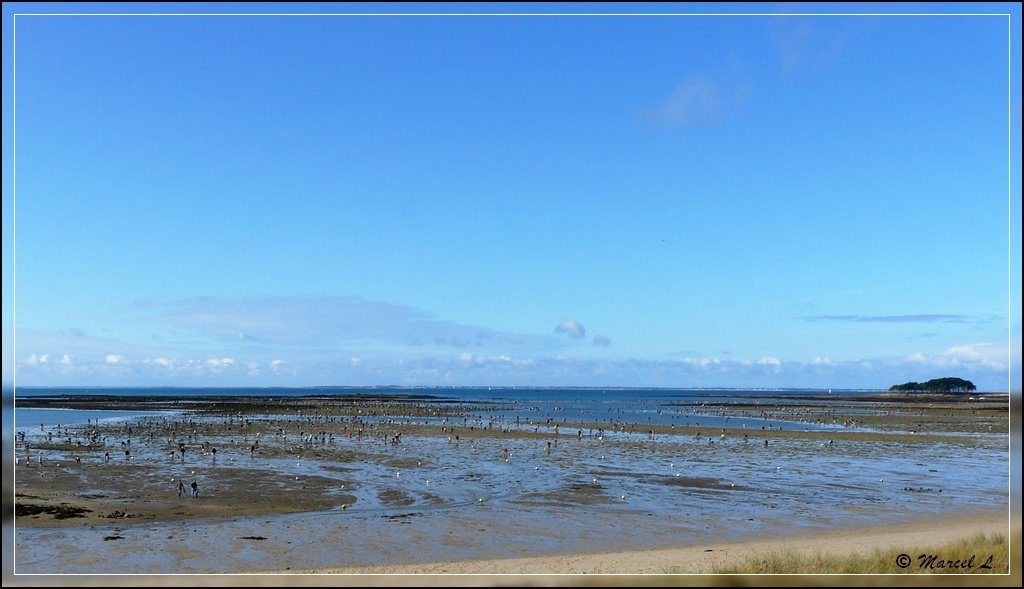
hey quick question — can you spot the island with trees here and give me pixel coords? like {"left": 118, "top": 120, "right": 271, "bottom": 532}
{"left": 888, "top": 377, "right": 977, "bottom": 393}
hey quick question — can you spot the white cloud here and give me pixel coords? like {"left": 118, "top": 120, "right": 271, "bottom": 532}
{"left": 905, "top": 344, "right": 1007, "bottom": 370}
{"left": 652, "top": 76, "right": 721, "bottom": 127}
{"left": 457, "top": 353, "right": 535, "bottom": 368}
{"left": 555, "top": 319, "right": 586, "bottom": 339}
{"left": 679, "top": 357, "right": 720, "bottom": 369}
{"left": 60, "top": 354, "right": 72, "bottom": 366}
{"left": 903, "top": 343, "right": 1007, "bottom": 371}
{"left": 14, "top": 310, "right": 1013, "bottom": 391}
{"left": 942, "top": 343, "right": 1006, "bottom": 370}
{"left": 270, "top": 359, "right": 295, "bottom": 375}
{"left": 768, "top": 17, "right": 851, "bottom": 73}
{"left": 206, "top": 357, "right": 235, "bottom": 368}
{"left": 38, "top": 354, "right": 50, "bottom": 364}
{"left": 757, "top": 356, "right": 782, "bottom": 373}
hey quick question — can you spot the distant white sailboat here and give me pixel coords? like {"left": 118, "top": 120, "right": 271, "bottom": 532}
{"left": 828, "top": 387, "right": 833, "bottom": 394}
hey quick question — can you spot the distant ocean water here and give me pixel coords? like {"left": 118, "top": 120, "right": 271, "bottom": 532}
{"left": 13, "top": 386, "right": 880, "bottom": 401}
{"left": 9, "top": 386, "right": 886, "bottom": 435}
{"left": 0, "top": 386, "right": 881, "bottom": 448}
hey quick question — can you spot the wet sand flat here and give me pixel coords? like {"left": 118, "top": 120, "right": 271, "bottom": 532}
{"left": 12, "top": 393, "right": 1010, "bottom": 574}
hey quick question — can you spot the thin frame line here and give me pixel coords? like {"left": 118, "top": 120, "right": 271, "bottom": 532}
{"left": 8, "top": 8, "right": 1015, "bottom": 581}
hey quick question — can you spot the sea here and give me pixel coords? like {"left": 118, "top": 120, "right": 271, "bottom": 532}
{"left": 9, "top": 386, "right": 877, "bottom": 433}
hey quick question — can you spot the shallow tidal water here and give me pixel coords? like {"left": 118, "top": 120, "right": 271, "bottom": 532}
{"left": 12, "top": 392, "right": 1010, "bottom": 573}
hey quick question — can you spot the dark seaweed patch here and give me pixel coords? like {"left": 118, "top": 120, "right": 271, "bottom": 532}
{"left": 15, "top": 503, "right": 92, "bottom": 519}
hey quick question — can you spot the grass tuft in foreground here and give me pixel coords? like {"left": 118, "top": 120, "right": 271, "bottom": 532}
{"left": 712, "top": 531, "right": 1013, "bottom": 574}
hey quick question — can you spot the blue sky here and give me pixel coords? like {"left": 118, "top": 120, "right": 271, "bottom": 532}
{"left": 3, "top": 3, "right": 1021, "bottom": 390}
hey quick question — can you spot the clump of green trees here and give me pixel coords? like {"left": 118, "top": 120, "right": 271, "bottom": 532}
{"left": 889, "top": 377, "right": 976, "bottom": 393}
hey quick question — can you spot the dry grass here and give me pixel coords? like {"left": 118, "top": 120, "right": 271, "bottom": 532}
{"left": 710, "top": 531, "right": 1015, "bottom": 575}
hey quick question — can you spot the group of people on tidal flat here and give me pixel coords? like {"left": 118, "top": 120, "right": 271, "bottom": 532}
{"left": 177, "top": 479, "right": 199, "bottom": 497}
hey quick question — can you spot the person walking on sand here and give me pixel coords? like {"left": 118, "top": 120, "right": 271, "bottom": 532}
{"left": 178, "top": 480, "right": 186, "bottom": 497}
{"left": 191, "top": 480, "right": 199, "bottom": 497}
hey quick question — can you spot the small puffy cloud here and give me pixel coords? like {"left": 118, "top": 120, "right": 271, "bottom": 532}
{"left": 60, "top": 354, "right": 72, "bottom": 366}
{"left": 25, "top": 354, "right": 39, "bottom": 366}
{"left": 555, "top": 319, "right": 586, "bottom": 339}
{"left": 106, "top": 354, "right": 125, "bottom": 364}
{"left": 592, "top": 335, "right": 611, "bottom": 347}
{"left": 207, "top": 357, "right": 235, "bottom": 368}
{"left": 270, "top": 359, "right": 295, "bottom": 375}
{"left": 146, "top": 357, "right": 174, "bottom": 367}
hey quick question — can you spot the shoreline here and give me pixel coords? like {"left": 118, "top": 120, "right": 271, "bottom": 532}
{"left": 288, "top": 509, "right": 1013, "bottom": 575}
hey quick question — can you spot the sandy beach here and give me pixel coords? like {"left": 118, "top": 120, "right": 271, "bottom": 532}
{"left": 5, "top": 511, "right": 1015, "bottom": 587}
{"left": 296, "top": 510, "right": 1012, "bottom": 575}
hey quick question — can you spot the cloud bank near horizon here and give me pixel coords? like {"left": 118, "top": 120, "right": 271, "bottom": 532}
{"left": 7, "top": 296, "right": 1019, "bottom": 392}
{"left": 13, "top": 339, "right": 1014, "bottom": 391}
